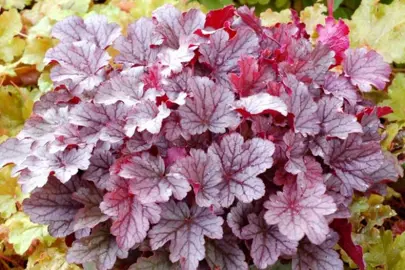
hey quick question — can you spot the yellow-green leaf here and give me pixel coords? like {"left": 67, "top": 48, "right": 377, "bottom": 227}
{"left": 381, "top": 73, "right": 405, "bottom": 127}
{"left": 21, "top": 37, "right": 54, "bottom": 71}
{"left": 4, "top": 212, "right": 55, "bottom": 255}
{"left": 348, "top": 0, "right": 405, "bottom": 64}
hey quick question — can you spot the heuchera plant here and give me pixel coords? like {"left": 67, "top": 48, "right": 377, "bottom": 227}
{"left": 0, "top": 4, "right": 402, "bottom": 270}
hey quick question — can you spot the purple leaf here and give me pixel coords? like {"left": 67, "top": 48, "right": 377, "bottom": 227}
{"left": 94, "top": 67, "right": 146, "bottom": 105}
{"left": 343, "top": 48, "right": 391, "bottom": 92}
{"left": 284, "top": 131, "right": 308, "bottom": 175}
{"left": 124, "top": 131, "right": 168, "bottom": 154}
{"left": 100, "top": 184, "right": 161, "bottom": 249}
{"left": 292, "top": 232, "right": 344, "bottom": 270}
{"left": 323, "top": 72, "right": 358, "bottom": 105}
{"left": 0, "top": 138, "right": 33, "bottom": 168}
{"left": 162, "top": 68, "right": 192, "bottom": 105}
{"left": 48, "top": 146, "right": 92, "bottom": 183}
{"left": 169, "top": 148, "right": 221, "bottom": 207}
{"left": 285, "top": 75, "right": 320, "bottom": 136}
{"left": 199, "top": 28, "right": 259, "bottom": 88}
{"left": 227, "top": 202, "right": 254, "bottom": 239}
{"left": 208, "top": 133, "right": 274, "bottom": 207}
{"left": 153, "top": 5, "right": 205, "bottom": 49}
{"left": 241, "top": 213, "right": 298, "bottom": 268}
{"left": 52, "top": 15, "right": 121, "bottom": 48}
{"left": 369, "top": 151, "right": 403, "bottom": 182}
{"left": 114, "top": 18, "right": 162, "bottom": 67}
{"left": 67, "top": 227, "right": 128, "bottom": 270}
{"left": 44, "top": 41, "right": 110, "bottom": 93}
{"left": 205, "top": 234, "right": 248, "bottom": 270}
{"left": 17, "top": 106, "right": 69, "bottom": 143}
{"left": 20, "top": 146, "right": 92, "bottom": 189}
{"left": 148, "top": 200, "right": 223, "bottom": 270}
{"left": 82, "top": 149, "right": 115, "bottom": 190}
{"left": 317, "top": 96, "right": 362, "bottom": 139}
{"left": 178, "top": 76, "right": 240, "bottom": 135}
{"left": 264, "top": 183, "right": 336, "bottom": 245}
{"left": 70, "top": 102, "right": 130, "bottom": 143}
{"left": 283, "top": 43, "right": 335, "bottom": 85}
{"left": 23, "top": 176, "right": 84, "bottom": 237}
{"left": 325, "top": 134, "right": 385, "bottom": 195}
{"left": 129, "top": 252, "right": 180, "bottom": 270}
{"left": 73, "top": 186, "right": 109, "bottom": 231}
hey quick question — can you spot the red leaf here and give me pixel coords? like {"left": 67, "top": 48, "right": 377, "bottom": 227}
{"left": 205, "top": 5, "right": 235, "bottom": 30}
{"left": 330, "top": 219, "right": 365, "bottom": 270}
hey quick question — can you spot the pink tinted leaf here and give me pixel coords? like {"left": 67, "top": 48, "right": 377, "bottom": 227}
{"left": 17, "top": 106, "right": 69, "bottom": 143}
{"left": 148, "top": 200, "right": 223, "bottom": 270}
{"left": 369, "top": 151, "right": 403, "bottom": 183}
{"left": 73, "top": 186, "right": 109, "bottom": 231}
{"left": 199, "top": 28, "right": 259, "bottom": 88}
{"left": 129, "top": 252, "right": 180, "bottom": 270}
{"left": 153, "top": 5, "right": 205, "bottom": 49}
{"left": 49, "top": 146, "right": 92, "bottom": 183}
{"left": 292, "top": 232, "right": 344, "bottom": 270}
{"left": 52, "top": 15, "right": 121, "bottom": 48}
{"left": 235, "top": 6, "right": 262, "bottom": 34}
{"left": 94, "top": 67, "right": 146, "bottom": 105}
{"left": 227, "top": 202, "right": 254, "bottom": 239}
{"left": 44, "top": 41, "right": 110, "bottom": 92}
{"left": 234, "top": 93, "right": 288, "bottom": 116}
{"left": 317, "top": 96, "right": 362, "bottom": 139}
{"left": 205, "top": 234, "right": 248, "bottom": 270}
{"left": 316, "top": 17, "right": 349, "bottom": 64}
{"left": 118, "top": 153, "right": 190, "bottom": 203}
{"left": 158, "top": 41, "right": 196, "bottom": 77}
{"left": 124, "top": 131, "right": 168, "bottom": 154}
{"left": 343, "top": 48, "right": 391, "bottom": 92}
{"left": 169, "top": 149, "right": 221, "bottom": 207}
{"left": 71, "top": 102, "right": 130, "bottom": 143}
{"left": 208, "top": 133, "right": 274, "bottom": 207}
{"left": 284, "top": 43, "right": 335, "bottom": 85}
{"left": 241, "top": 213, "right": 298, "bottom": 269}
{"left": 297, "top": 156, "right": 324, "bottom": 189}
{"left": 23, "top": 176, "right": 84, "bottom": 237}
{"left": 67, "top": 227, "right": 128, "bottom": 270}
{"left": 114, "top": 18, "right": 162, "bottom": 67}
{"left": 82, "top": 149, "right": 115, "bottom": 190}
{"left": 325, "top": 135, "right": 385, "bottom": 195}
{"left": 126, "top": 101, "right": 171, "bottom": 135}
{"left": 100, "top": 187, "right": 161, "bottom": 249}
{"left": 18, "top": 169, "right": 50, "bottom": 194}
{"left": 178, "top": 77, "right": 240, "bottom": 135}
{"left": 264, "top": 183, "right": 336, "bottom": 245}
{"left": 162, "top": 68, "right": 192, "bottom": 105}
{"left": 0, "top": 138, "right": 33, "bottom": 168}
{"left": 360, "top": 109, "right": 381, "bottom": 143}
{"left": 229, "top": 56, "right": 276, "bottom": 97}
{"left": 285, "top": 75, "right": 320, "bottom": 136}
{"left": 323, "top": 72, "right": 358, "bottom": 105}
{"left": 284, "top": 131, "right": 308, "bottom": 175}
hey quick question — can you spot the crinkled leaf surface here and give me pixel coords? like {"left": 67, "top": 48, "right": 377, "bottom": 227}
{"left": 148, "top": 200, "right": 223, "bottom": 270}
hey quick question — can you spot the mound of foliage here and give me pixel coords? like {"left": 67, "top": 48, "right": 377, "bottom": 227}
{"left": 0, "top": 1, "right": 202, "bottom": 269}
{"left": 0, "top": 3, "right": 403, "bottom": 270}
